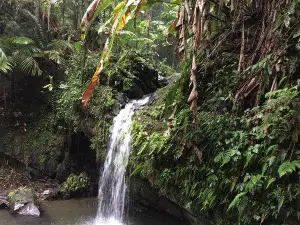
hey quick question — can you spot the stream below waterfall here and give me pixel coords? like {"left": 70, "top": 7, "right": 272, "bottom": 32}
{"left": 0, "top": 198, "right": 184, "bottom": 225}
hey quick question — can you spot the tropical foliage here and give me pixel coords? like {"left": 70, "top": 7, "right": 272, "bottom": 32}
{"left": 3, "top": 0, "right": 300, "bottom": 224}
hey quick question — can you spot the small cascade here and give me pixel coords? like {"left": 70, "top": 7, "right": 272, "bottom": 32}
{"left": 94, "top": 96, "right": 151, "bottom": 225}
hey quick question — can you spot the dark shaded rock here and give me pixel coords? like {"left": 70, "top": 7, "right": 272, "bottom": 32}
{"left": 0, "top": 192, "right": 9, "bottom": 208}
{"left": 129, "top": 177, "right": 185, "bottom": 220}
{"left": 56, "top": 152, "right": 71, "bottom": 182}
{"left": 0, "top": 128, "right": 65, "bottom": 181}
{"left": 0, "top": 198, "right": 9, "bottom": 208}
{"left": 126, "top": 82, "right": 144, "bottom": 99}
{"left": 125, "top": 75, "right": 158, "bottom": 99}
{"left": 130, "top": 177, "right": 213, "bottom": 225}
{"left": 41, "top": 188, "right": 58, "bottom": 200}
{"left": 158, "top": 75, "right": 169, "bottom": 87}
{"left": 108, "top": 50, "right": 163, "bottom": 99}
{"left": 8, "top": 188, "right": 40, "bottom": 217}
{"left": 182, "top": 211, "right": 213, "bottom": 225}
{"left": 112, "top": 94, "right": 126, "bottom": 115}
{"left": 157, "top": 196, "right": 184, "bottom": 218}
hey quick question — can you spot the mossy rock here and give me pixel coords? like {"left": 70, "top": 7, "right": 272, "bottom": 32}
{"left": 8, "top": 188, "right": 37, "bottom": 206}
{"left": 8, "top": 188, "right": 40, "bottom": 217}
{"left": 106, "top": 50, "right": 163, "bottom": 99}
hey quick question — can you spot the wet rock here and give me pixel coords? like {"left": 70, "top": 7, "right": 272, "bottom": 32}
{"left": 0, "top": 198, "right": 9, "bottom": 208}
{"left": 157, "top": 196, "right": 183, "bottom": 218}
{"left": 8, "top": 188, "right": 40, "bottom": 217}
{"left": 41, "top": 187, "right": 68, "bottom": 200}
{"left": 129, "top": 177, "right": 184, "bottom": 219}
{"left": 0, "top": 193, "right": 9, "bottom": 208}
{"left": 158, "top": 75, "right": 169, "bottom": 87}
{"left": 41, "top": 188, "right": 57, "bottom": 200}
{"left": 166, "top": 73, "right": 180, "bottom": 85}
{"left": 42, "top": 190, "right": 50, "bottom": 195}
{"left": 126, "top": 82, "right": 144, "bottom": 99}
{"left": 17, "top": 202, "right": 40, "bottom": 217}
{"left": 112, "top": 95, "right": 126, "bottom": 115}
{"left": 129, "top": 177, "right": 213, "bottom": 224}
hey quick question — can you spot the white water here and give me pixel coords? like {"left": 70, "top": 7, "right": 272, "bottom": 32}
{"left": 94, "top": 96, "right": 151, "bottom": 225}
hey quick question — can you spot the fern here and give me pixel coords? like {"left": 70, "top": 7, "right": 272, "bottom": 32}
{"left": 278, "top": 160, "right": 300, "bottom": 177}
{"left": 228, "top": 192, "right": 247, "bottom": 210}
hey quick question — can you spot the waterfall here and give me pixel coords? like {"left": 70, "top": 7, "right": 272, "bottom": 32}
{"left": 94, "top": 96, "right": 151, "bottom": 225}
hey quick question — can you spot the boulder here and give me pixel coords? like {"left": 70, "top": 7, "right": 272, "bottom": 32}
{"left": 158, "top": 75, "right": 169, "bottom": 87}
{"left": 17, "top": 202, "right": 40, "bottom": 217}
{"left": 0, "top": 192, "right": 9, "bottom": 208}
{"left": 40, "top": 188, "right": 65, "bottom": 200}
{"left": 8, "top": 188, "right": 40, "bottom": 217}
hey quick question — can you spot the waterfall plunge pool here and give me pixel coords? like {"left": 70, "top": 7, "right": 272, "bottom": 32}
{"left": 0, "top": 198, "right": 185, "bottom": 225}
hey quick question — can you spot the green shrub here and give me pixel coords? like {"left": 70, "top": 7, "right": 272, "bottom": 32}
{"left": 62, "top": 173, "right": 90, "bottom": 192}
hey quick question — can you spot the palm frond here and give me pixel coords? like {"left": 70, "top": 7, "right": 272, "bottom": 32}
{"left": 0, "top": 48, "right": 12, "bottom": 73}
{"left": 0, "top": 36, "right": 43, "bottom": 75}
{"left": 47, "top": 39, "right": 75, "bottom": 52}
{"left": 18, "top": 56, "right": 42, "bottom": 76}
{"left": 10, "top": 36, "right": 35, "bottom": 45}
{"left": 20, "top": 9, "right": 47, "bottom": 49}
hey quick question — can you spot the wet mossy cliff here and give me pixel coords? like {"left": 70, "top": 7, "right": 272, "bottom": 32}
{"left": 0, "top": 50, "right": 170, "bottom": 195}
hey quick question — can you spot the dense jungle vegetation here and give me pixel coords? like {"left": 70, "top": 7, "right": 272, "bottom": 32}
{"left": 2, "top": 0, "right": 300, "bottom": 224}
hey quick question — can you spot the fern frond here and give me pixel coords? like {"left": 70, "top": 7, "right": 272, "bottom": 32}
{"left": 44, "top": 50, "right": 65, "bottom": 65}
{"left": 278, "top": 160, "right": 300, "bottom": 177}
{"left": 228, "top": 192, "right": 246, "bottom": 210}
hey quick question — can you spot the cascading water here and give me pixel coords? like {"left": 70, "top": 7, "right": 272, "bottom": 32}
{"left": 94, "top": 96, "right": 151, "bottom": 225}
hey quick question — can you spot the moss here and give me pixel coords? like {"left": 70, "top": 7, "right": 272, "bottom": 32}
{"left": 8, "top": 190, "right": 16, "bottom": 198}
{"left": 88, "top": 86, "right": 118, "bottom": 162}
{"left": 106, "top": 50, "right": 172, "bottom": 94}
{"left": 123, "top": 77, "right": 134, "bottom": 91}
{"left": 39, "top": 155, "right": 47, "bottom": 166}
{"left": 8, "top": 188, "right": 36, "bottom": 203}
{"left": 133, "top": 85, "right": 171, "bottom": 133}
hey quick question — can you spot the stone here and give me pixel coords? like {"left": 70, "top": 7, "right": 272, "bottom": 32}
{"left": 158, "top": 75, "right": 169, "bottom": 87}
{"left": 0, "top": 191, "right": 9, "bottom": 208}
{"left": 8, "top": 188, "right": 40, "bottom": 217}
{"left": 18, "top": 202, "right": 40, "bottom": 217}
{"left": 40, "top": 188, "right": 62, "bottom": 200}
{"left": 0, "top": 197, "right": 9, "bottom": 208}
{"left": 42, "top": 190, "right": 50, "bottom": 195}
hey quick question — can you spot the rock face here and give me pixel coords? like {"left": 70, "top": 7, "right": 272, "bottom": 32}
{"left": 130, "top": 177, "right": 212, "bottom": 225}
{"left": 130, "top": 178, "right": 185, "bottom": 220}
{"left": 8, "top": 188, "right": 40, "bottom": 217}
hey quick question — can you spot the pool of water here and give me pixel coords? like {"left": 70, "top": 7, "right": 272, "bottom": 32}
{"left": 0, "top": 198, "right": 185, "bottom": 225}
